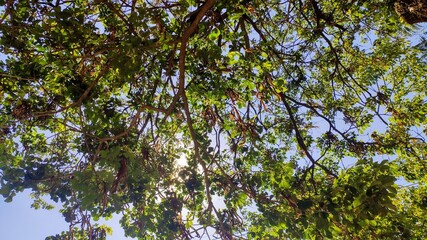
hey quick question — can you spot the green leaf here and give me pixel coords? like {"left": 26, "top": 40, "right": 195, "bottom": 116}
{"left": 208, "top": 28, "right": 220, "bottom": 41}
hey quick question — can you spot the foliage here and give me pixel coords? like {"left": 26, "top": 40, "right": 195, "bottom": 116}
{"left": 1, "top": 0, "right": 427, "bottom": 239}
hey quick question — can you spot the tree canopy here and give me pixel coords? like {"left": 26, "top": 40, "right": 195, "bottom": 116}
{"left": 1, "top": 0, "right": 427, "bottom": 239}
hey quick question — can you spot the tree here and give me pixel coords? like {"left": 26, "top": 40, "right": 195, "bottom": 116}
{"left": 394, "top": 0, "right": 427, "bottom": 24}
{"left": 1, "top": 0, "right": 427, "bottom": 239}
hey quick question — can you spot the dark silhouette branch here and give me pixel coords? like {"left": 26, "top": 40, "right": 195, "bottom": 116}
{"left": 279, "top": 92, "right": 338, "bottom": 178}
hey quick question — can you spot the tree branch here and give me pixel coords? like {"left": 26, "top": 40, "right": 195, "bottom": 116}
{"left": 98, "top": 104, "right": 165, "bottom": 142}
{"left": 164, "top": 0, "right": 217, "bottom": 119}
{"left": 279, "top": 92, "right": 338, "bottom": 178}
{"left": 0, "top": 0, "right": 14, "bottom": 25}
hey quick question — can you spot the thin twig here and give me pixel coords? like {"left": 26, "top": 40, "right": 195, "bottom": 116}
{"left": 279, "top": 92, "right": 338, "bottom": 178}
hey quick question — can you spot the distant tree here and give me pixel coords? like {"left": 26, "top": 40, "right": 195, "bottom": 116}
{"left": 1, "top": 0, "right": 427, "bottom": 239}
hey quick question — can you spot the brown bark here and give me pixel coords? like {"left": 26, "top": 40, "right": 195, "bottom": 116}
{"left": 394, "top": 0, "right": 427, "bottom": 24}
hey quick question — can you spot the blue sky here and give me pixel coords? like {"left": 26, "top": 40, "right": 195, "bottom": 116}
{"left": 0, "top": 191, "right": 132, "bottom": 239}
{"left": 0, "top": 191, "right": 69, "bottom": 239}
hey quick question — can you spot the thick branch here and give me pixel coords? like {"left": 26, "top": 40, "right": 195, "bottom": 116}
{"left": 164, "top": 0, "right": 217, "bottom": 119}
{"left": 33, "top": 70, "right": 107, "bottom": 118}
{"left": 0, "top": 0, "right": 14, "bottom": 25}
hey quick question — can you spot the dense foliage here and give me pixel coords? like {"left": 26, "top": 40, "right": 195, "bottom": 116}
{"left": 1, "top": 0, "right": 427, "bottom": 239}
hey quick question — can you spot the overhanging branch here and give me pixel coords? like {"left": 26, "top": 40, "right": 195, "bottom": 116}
{"left": 164, "top": 0, "right": 217, "bottom": 119}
